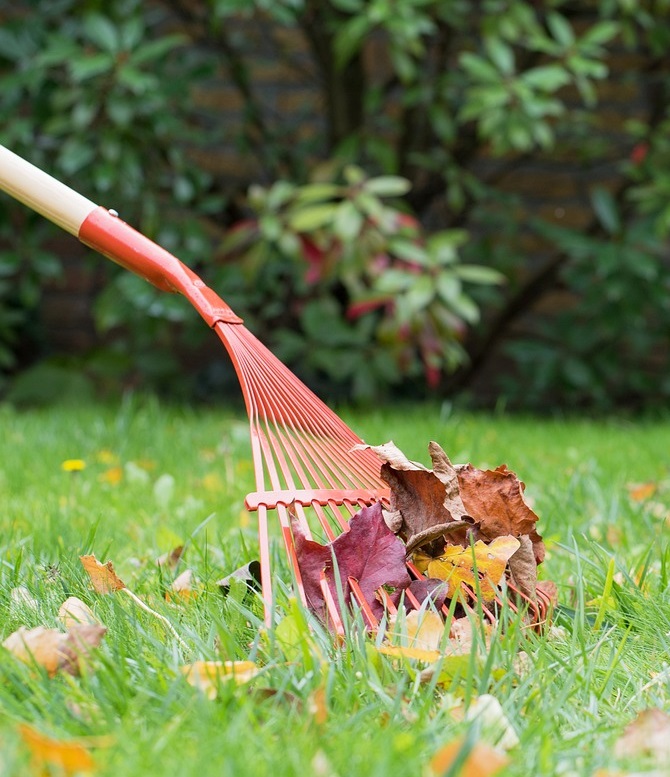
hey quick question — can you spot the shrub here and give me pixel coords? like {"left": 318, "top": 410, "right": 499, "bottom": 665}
{"left": 2, "top": 1, "right": 670, "bottom": 408}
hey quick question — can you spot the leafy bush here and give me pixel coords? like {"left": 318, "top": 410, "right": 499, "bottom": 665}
{"left": 2, "top": 0, "right": 670, "bottom": 408}
{"left": 0, "top": 0, "right": 217, "bottom": 388}
{"left": 214, "top": 165, "right": 501, "bottom": 400}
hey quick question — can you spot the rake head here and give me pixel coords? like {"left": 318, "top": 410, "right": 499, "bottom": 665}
{"left": 213, "top": 321, "right": 552, "bottom": 633}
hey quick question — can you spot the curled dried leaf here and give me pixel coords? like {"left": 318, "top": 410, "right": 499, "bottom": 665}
{"left": 80, "top": 555, "right": 126, "bottom": 594}
{"left": 3, "top": 624, "right": 106, "bottom": 677}
{"left": 156, "top": 545, "right": 185, "bottom": 572}
{"left": 507, "top": 534, "right": 538, "bottom": 603}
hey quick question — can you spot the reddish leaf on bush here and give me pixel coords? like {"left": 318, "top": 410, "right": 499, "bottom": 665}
{"left": 292, "top": 502, "right": 410, "bottom": 624}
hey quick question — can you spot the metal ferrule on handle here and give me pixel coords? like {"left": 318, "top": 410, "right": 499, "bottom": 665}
{"left": 0, "top": 145, "right": 242, "bottom": 327}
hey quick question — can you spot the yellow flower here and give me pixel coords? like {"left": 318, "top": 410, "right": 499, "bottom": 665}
{"left": 61, "top": 459, "right": 86, "bottom": 473}
{"left": 99, "top": 466, "right": 123, "bottom": 485}
{"left": 95, "top": 449, "right": 119, "bottom": 465}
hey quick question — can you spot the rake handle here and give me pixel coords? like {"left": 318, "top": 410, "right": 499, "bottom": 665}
{"left": 0, "top": 145, "right": 242, "bottom": 327}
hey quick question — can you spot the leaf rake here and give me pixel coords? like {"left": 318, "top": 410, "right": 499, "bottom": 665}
{"left": 0, "top": 146, "right": 551, "bottom": 632}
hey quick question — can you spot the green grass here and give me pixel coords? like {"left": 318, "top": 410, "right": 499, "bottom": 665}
{"left": 1, "top": 397, "right": 670, "bottom": 775}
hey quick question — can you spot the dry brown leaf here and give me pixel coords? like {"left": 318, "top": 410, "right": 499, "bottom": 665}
{"left": 3, "top": 624, "right": 106, "bottom": 677}
{"left": 166, "top": 569, "right": 197, "bottom": 602}
{"left": 429, "top": 737, "right": 510, "bottom": 776}
{"left": 156, "top": 545, "right": 185, "bottom": 572}
{"left": 361, "top": 441, "right": 471, "bottom": 555}
{"left": 58, "top": 597, "right": 99, "bottom": 629}
{"left": 360, "top": 441, "right": 545, "bottom": 564}
{"left": 80, "top": 554, "right": 126, "bottom": 593}
{"left": 507, "top": 534, "right": 538, "bottom": 602}
{"left": 62, "top": 625, "right": 107, "bottom": 676}
{"left": 457, "top": 463, "right": 540, "bottom": 545}
{"left": 3, "top": 626, "right": 66, "bottom": 677}
{"left": 353, "top": 440, "right": 427, "bottom": 471}
{"left": 181, "top": 660, "right": 260, "bottom": 700}
{"left": 614, "top": 708, "right": 670, "bottom": 762}
{"left": 19, "top": 724, "right": 96, "bottom": 775}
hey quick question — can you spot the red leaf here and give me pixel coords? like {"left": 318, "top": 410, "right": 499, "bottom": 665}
{"left": 292, "top": 502, "right": 410, "bottom": 624}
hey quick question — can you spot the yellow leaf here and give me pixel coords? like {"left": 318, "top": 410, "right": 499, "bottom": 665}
{"left": 181, "top": 660, "right": 260, "bottom": 700}
{"left": 415, "top": 536, "right": 520, "bottom": 601}
{"left": 378, "top": 645, "right": 442, "bottom": 663}
{"left": 80, "top": 554, "right": 126, "bottom": 594}
{"left": 403, "top": 610, "right": 447, "bottom": 651}
{"left": 19, "top": 724, "right": 96, "bottom": 775}
{"left": 382, "top": 612, "right": 488, "bottom": 669}
{"left": 429, "top": 737, "right": 510, "bottom": 777}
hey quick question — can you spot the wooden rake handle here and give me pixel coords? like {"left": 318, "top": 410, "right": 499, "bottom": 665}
{"left": 0, "top": 145, "right": 241, "bottom": 327}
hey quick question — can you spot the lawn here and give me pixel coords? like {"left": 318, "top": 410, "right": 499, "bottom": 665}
{"left": 1, "top": 397, "right": 669, "bottom": 776}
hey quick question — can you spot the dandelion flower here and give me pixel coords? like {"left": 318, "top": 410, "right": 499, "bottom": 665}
{"left": 61, "top": 459, "right": 86, "bottom": 472}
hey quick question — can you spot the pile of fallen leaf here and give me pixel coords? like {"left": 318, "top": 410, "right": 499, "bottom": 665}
{"left": 292, "top": 441, "right": 556, "bottom": 629}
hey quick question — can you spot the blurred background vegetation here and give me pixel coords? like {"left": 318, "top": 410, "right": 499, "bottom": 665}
{"left": 0, "top": 0, "right": 669, "bottom": 410}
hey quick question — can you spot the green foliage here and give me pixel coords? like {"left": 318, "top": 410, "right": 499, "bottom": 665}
{"left": 215, "top": 166, "right": 501, "bottom": 400}
{"left": 502, "top": 204, "right": 670, "bottom": 409}
{"left": 0, "top": 0, "right": 217, "bottom": 386}
{"left": 2, "top": 0, "right": 670, "bottom": 407}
